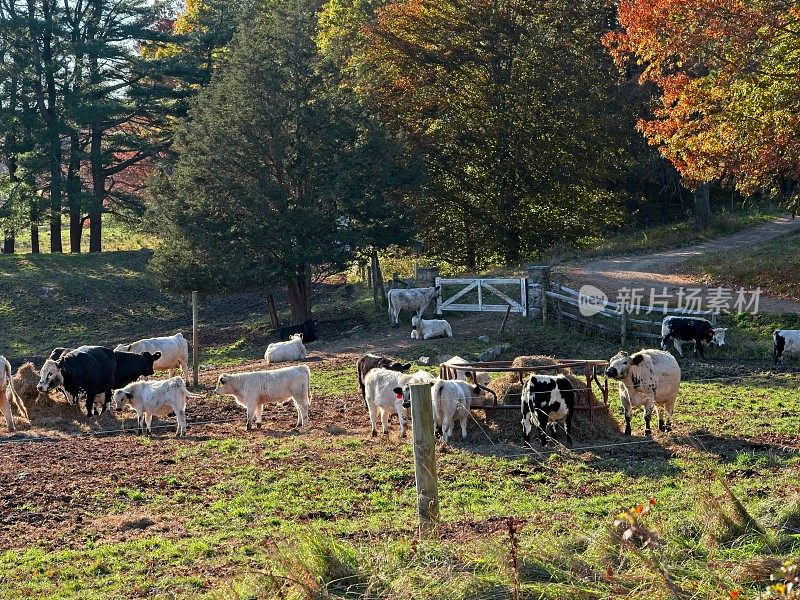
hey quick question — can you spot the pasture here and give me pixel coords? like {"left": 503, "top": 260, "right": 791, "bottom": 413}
{"left": 1, "top": 251, "right": 799, "bottom": 599}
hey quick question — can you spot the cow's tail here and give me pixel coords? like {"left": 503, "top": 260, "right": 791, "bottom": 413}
{"left": 3, "top": 357, "right": 29, "bottom": 421}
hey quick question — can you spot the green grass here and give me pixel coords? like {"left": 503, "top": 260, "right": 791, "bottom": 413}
{"left": 686, "top": 231, "right": 800, "bottom": 300}
{"left": 7, "top": 216, "right": 158, "bottom": 254}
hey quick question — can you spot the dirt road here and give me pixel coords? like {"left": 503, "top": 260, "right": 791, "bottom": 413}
{"left": 568, "top": 216, "right": 800, "bottom": 314}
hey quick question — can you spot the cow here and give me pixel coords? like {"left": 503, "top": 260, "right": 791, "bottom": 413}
{"left": 114, "top": 333, "right": 189, "bottom": 379}
{"left": 661, "top": 316, "right": 727, "bottom": 358}
{"left": 264, "top": 334, "right": 307, "bottom": 364}
{"left": 1, "top": 356, "right": 28, "bottom": 432}
{"left": 112, "top": 377, "right": 201, "bottom": 437}
{"left": 214, "top": 365, "right": 311, "bottom": 431}
{"left": 387, "top": 286, "right": 440, "bottom": 327}
{"left": 276, "top": 320, "right": 317, "bottom": 343}
{"left": 520, "top": 374, "right": 575, "bottom": 447}
{"left": 356, "top": 353, "right": 411, "bottom": 403}
{"left": 396, "top": 378, "right": 478, "bottom": 444}
{"left": 37, "top": 346, "right": 160, "bottom": 415}
{"left": 447, "top": 356, "right": 491, "bottom": 387}
{"left": 411, "top": 316, "right": 453, "bottom": 340}
{"left": 606, "top": 349, "right": 681, "bottom": 436}
{"left": 363, "top": 368, "right": 433, "bottom": 437}
{"left": 773, "top": 330, "right": 800, "bottom": 364}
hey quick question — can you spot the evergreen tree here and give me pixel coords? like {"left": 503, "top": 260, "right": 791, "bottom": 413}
{"left": 150, "top": 0, "right": 416, "bottom": 322}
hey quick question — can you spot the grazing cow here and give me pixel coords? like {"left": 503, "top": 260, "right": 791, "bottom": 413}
{"left": 115, "top": 333, "right": 189, "bottom": 379}
{"left": 606, "top": 350, "right": 681, "bottom": 436}
{"left": 264, "top": 334, "right": 307, "bottom": 364}
{"left": 37, "top": 346, "right": 117, "bottom": 416}
{"left": 113, "top": 377, "right": 200, "bottom": 437}
{"left": 387, "top": 286, "right": 440, "bottom": 327}
{"left": 276, "top": 320, "right": 317, "bottom": 344}
{"left": 214, "top": 365, "right": 311, "bottom": 431}
{"left": 363, "top": 368, "right": 432, "bottom": 437}
{"left": 520, "top": 374, "right": 575, "bottom": 447}
{"left": 661, "top": 316, "right": 727, "bottom": 358}
{"left": 773, "top": 330, "right": 800, "bottom": 364}
{"left": 1, "top": 356, "right": 28, "bottom": 432}
{"left": 411, "top": 316, "right": 453, "bottom": 340}
{"left": 356, "top": 353, "right": 411, "bottom": 402}
{"left": 447, "top": 356, "right": 491, "bottom": 387}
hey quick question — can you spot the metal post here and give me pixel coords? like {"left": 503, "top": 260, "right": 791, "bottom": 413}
{"left": 192, "top": 291, "right": 199, "bottom": 387}
{"left": 410, "top": 383, "right": 439, "bottom": 539}
{"left": 620, "top": 300, "right": 628, "bottom": 347}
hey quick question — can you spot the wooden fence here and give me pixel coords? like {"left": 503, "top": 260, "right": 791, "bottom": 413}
{"left": 436, "top": 277, "right": 529, "bottom": 316}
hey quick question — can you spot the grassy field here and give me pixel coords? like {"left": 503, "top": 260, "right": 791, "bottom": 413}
{"left": 687, "top": 231, "right": 800, "bottom": 301}
{"left": 1, "top": 236, "right": 798, "bottom": 599}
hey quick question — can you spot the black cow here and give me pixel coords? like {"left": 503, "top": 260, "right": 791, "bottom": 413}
{"left": 37, "top": 346, "right": 117, "bottom": 416}
{"left": 660, "top": 316, "right": 728, "bottom": 358}
{"left": 112, "top": 350, "right": 161, "bottom": 390}
{"left": 520, "top": 374, "right": 575, "bottom": 447}
{"left": 356, "top": 353, "right": 412, "bottom": 404}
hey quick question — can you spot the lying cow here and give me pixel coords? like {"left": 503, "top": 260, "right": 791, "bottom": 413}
{"left": 773, "top": 330, "right": 800, "bottom": 364}
{"left": 115, "top": 333, "right": 189, "bottom": 379}
{"left": 1, "top": 356, "right": 28, "bottom": 432}
{"left": 520, "top": 374, "right": 575, "bottom": 447}
{"left": 356, "top": 353, "right": 411, "bottom": 402}
{"left": 264, "top": 334, "right": 307, "bottom": 364}
{"left": 661, "top": 316, "right": 727, "bottom": 358}
{"left": 363, "top": 368, "right": 433, "bottom": 437}
{"left": 606, "top": 349, "right": 681, "bottom": 436}
{"left": 38, "top": 346, "right": 160, "bottom": 415}
{"left": 214, "top": 365, "right": 311, "bottom": 431}
{"left": 113, "top": 377, "right": 200, "bottom": 437}
{"left": 387, "top": 286, "right": 440, "bottom": 327}
{"left": 411, "top": 316, "right": 453, "bottom": 340}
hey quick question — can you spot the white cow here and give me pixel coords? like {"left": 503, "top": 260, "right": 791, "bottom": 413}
{"left": 363, "top": 368, "right": 433, "bottom": 437}
{"left": 606, "top": 350, "right": 681, "bottom": 436}
{"left": 1, "top": 356, "right": 28, "bottom": 432}
{"left": 431, "top": 379, "right": 477, "bottom": 443}
{"left": 115, "top": 333, "right": 189, "bottom": 379}
{"left": 411, "top": 316, "right": 453, "bottom": 340}
{"left": 214, "top": 365, "right": 311, "bottom": 431}
{"left": 447, "top": 356, "right": 491, "bottom": 387}
{"left": 774, "top": 330, "right": 800, "bottom": 364}
{"left": 112, "top": 377, "right": 200, "bottom": 437}
{"left": 264, "top": 334, "right": 307, "bottom": 364}
{"left": 387, "top": 286, "right": 440, "bottom": 327}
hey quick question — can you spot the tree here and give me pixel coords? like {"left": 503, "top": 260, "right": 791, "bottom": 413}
{"left": 606, "top": 0, "right": 800, "bottom": 211}
{"left": 149, "top": 0, "right": 416, "bottom": 323}
{"left": 324, "top": 0, "right": 634, "bottom": 268}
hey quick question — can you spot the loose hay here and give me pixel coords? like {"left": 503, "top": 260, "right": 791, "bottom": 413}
{"left": 480, "top": 355, "right": 620, "bottom": 443}
{"left": 12, "top": 363, "right": 42, "bottom": 405}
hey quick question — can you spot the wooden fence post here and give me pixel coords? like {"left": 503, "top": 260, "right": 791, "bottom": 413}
{"left": 540, "top": 285, "right": 547, "bottom": 325}
{"left": 267, "top": 294, "right": 279, "bottom": 330}
{"left": 410, "top": 383, "right": 439, "bottom": 539}
{"left": 620, "top": 300, "right": 627, "bottom": 347}
{"left": 192, "top": 291, "right": 199, "bottom": 387}
{"left": 554, "top": 273, "right": 563, "bottom": 327}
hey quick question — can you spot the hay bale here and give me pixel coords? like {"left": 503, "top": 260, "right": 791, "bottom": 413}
{"left": 483, "top": 355, "right": 620, "bottom": 442}
{"left": 12, "top": 362, "right": 42, "bottom": 405}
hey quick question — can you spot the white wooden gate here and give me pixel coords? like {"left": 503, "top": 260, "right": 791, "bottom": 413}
{"left": 435, "top": 277, "right": 528, "bottom": 316}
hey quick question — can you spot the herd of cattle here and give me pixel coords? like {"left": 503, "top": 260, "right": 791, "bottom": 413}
{"left": 0, "top": 291, "right": 798, "bottom": 445}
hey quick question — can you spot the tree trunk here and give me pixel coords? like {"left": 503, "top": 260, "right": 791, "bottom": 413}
{"left": 89, "top": 121, "right": 103, "bottom": 252}
{"left": 286, "top": 267, "right": 311, "bottom": 324}
{"left": 48, "top": 132, "right": 63, "bottom": 253}
{"left": 693, "top": 184, "right": 711, "bottom": 230}
{"left": 30, "top": 223, "right": 40, "bottom": 253}
{"left": 67, "top": 130, "right": 82, "bottom": 253}
{"left": 3, "top": 232, "right": 15, "bottom": 254}
{"left": 371, "top": 251, "right": 387, "bottom": 309}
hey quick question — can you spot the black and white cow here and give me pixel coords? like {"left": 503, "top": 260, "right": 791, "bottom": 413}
{"left": 774, "top": 330, "right": 800, "bottom": 364}
{"left": 520, "top": 374, "right": 575, "bottom": 447}
{"left": 37, "top": 346, "right": 160, "bottom": 415}
{"left": 661, "top": 316, "right": 727, "bottom": 358}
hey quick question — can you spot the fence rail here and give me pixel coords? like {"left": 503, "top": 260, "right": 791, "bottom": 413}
{"left": 436, "top": 277, "right": 528, "bottom": 316}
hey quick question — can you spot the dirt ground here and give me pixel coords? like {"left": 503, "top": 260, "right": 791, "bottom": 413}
{"left": 569, "top": 216, "right": 800, "bottom": 313}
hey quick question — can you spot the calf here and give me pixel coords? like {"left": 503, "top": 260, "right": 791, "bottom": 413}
{"left": 606, "top": 349, "right": 681, "bottom": 436}
{"left": 112, "top": 377, "right": 200, "bottom": 437}
{"left": 387, "top": 286, "right": 440, "bottom": 327}
{"left": 363, "top": 368, "right": 432, "bottom": 437}
{"left": 264, "top": 334, "right": 307, "bottom": 364}
{"left": 356, "top": 353, "right": 411, "bottom": 402}
{"left": 773, "top": 330, "right": 800, "bottom": 364}
{"left": 115, "top": 333, "right": 189, "bottom": 379}
{"left": 411, "top": 316, "right": 453, "bottom": 340}
{"left": 1, "top": 356, "right": 28, "bottom": 432}
{"left": 37, "top": 346, "right": 117, "bottom": 416}
{"left": 520, "top": 374, "right": 575, "bottom": 447}
{"left": 397, "top": 378, "right": 478, "bottom": 444}
{"left": 447, "top": 356, "right": 491, "bottom": 387}
{"left": 214, "top": 365, "right": 311, "bottom": 431}
{"left": 661, "top": 316, "right": 727, "bottom": 358}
